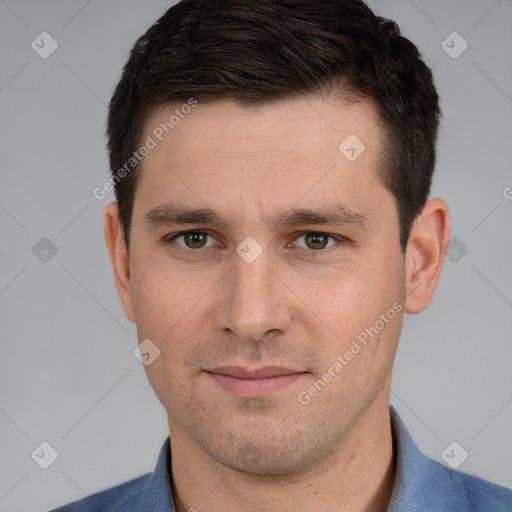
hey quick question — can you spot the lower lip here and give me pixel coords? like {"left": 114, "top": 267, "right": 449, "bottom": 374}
{"left": 208, "top": 372, "right": 305, "bottom": 397}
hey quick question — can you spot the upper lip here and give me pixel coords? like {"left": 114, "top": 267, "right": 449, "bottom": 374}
{"left": 208, "top": 366, "right": 303, "bottom": 379}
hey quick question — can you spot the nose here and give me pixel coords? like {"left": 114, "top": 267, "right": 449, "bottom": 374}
{"left": 215, "top": 251, "right": 292, "bottom": 344}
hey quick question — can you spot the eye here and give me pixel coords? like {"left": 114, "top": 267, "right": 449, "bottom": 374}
{"left": 165, "top": 230, "right": 344, "bottom": 255}
{"left": 168, "top": 230, "right": 217, "bottom": 250}
{"left": 293, "top": 232, "right": 340, "bottom": 251}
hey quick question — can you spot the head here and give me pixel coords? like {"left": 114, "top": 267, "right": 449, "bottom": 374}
{"left": 105, "top": 0, "right": 450, "bottom": 475}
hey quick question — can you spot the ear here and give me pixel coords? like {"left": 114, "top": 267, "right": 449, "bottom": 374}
{"left": 403, "top": 198, "right": 451, "bottom": 314}
{"left": 104, "top": 202, "right": 136, "bottom": 323}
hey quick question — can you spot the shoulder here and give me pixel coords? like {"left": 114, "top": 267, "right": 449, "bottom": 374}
{"left": 50, "top": 436, "right": 173, "bottom": 511}
{"left": 432, "top": 460, "right": 512, "bottom": 512}
{"left": 49, "top": 473, "right": 151, "bottom": 511}
{"left": 389, "top": 408, "right": 512, "bottom": 511}
{"left": 390, "top": 452, "right": 512, "bottom": 511}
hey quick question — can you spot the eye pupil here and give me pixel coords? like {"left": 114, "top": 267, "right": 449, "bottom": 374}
{"left": 184, "top": 231, "right": 207, "bottom": 248}
{"left": 305, "top": 233, "right": 328, "bottom": 250}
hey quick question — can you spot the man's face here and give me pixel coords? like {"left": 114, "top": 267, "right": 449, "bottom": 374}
{"left": 126, "top": 96, "right": 406, "bottom": 474}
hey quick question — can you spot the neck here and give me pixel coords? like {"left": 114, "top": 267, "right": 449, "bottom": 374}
{"left": 169, "top": 399, "right": 396, "bottom": 512}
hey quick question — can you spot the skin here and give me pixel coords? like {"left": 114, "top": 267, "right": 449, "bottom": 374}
{"left": 105, "top": 95, "right": 450, "bottom": 512}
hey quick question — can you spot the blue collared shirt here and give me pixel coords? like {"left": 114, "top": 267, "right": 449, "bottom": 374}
{"left": 51, "top": 408, "right": 512, "bottom": 511}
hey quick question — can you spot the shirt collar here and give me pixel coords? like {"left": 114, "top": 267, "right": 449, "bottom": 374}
{"left": 387, "top": 406, "right": 443, "bottom": 511}
{"left": 143, "top": 436, "right": 176, "bottom": 511}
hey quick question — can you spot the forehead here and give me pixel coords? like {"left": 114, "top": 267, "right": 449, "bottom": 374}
{"left": 144, "top": 95, "right": 381, "bottom": 162}
{"left": 134, "top": 96, "right": 391, "bottom": 223}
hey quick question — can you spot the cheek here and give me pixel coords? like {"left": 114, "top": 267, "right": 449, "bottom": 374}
{"left": 304, "top": 258, "right": 402, "bottom": 354}
{"left": 130, "top": 265, "right": 216, "bottom": 373}
{"left": 131, "top": 272, "right": 171, "bottom": 332}
{"left": 311, "top": 263, "right": 376, "bottom": 317}
{"left": 130, "top": 266, "right": 198, "bottom": 354}
{"left": 131, "top": 271, "right": 199, "bottom": 404}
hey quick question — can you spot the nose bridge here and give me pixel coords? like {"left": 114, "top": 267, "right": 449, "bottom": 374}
{"left": 221, "top": 251, "right": 290, "bottom": 342}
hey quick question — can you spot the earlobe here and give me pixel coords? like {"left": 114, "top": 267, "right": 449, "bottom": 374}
{"left": 104, "top": 202, "right": 137, "bottom": 323}
{"left": 403, "top": 198, "right": 451, "bottom": 314}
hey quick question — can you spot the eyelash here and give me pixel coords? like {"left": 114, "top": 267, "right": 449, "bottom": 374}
{"left": 164, "top": 230, "right": 346, "bottom": 256}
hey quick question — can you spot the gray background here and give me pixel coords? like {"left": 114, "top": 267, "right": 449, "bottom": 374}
{"left": 0, "top": 1, "right": 511, "bottom": 510}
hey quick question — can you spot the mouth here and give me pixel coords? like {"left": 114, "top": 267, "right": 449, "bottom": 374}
{"left": 206, "top": 366, "right": 307, "bottom": 398}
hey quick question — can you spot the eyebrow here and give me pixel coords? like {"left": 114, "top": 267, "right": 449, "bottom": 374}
{"left": 144, "top": 202, "right": 371, "bottom": 231}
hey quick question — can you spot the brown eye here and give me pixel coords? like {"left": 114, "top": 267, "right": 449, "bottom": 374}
{"left": 304, "top": 232, "right": 330, "bottom": 250}
{"left": 166, "top": 230, "right": 219, "bottom": 254}
{"left": 182, "top": 231, "right": 208, "bottom": 248}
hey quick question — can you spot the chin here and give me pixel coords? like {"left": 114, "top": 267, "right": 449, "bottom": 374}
{"left": 198, "top": 424, "right": 336, "bottom": 477}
